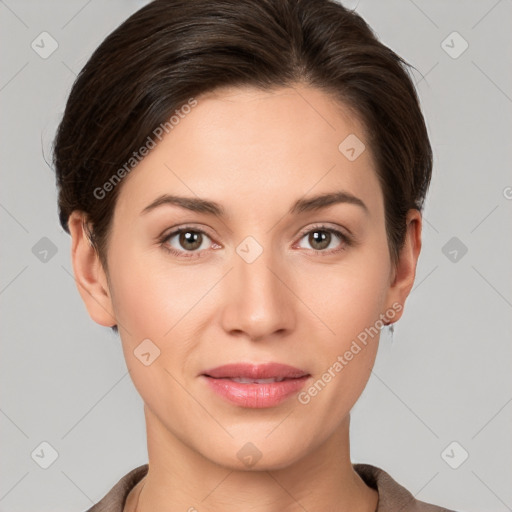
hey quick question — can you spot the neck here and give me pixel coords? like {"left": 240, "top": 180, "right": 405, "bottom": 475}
{"left": 126, "top": 405, "right": 378, "bottom": 512}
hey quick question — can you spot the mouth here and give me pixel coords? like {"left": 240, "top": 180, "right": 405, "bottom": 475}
{"left": 200, "top": 362, "right": 311, "bottom": 408}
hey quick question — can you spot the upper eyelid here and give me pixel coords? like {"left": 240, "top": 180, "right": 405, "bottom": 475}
{"left": 298, "top": 223, "right": 348, "bottom": 236}
{"left": 163, "top": 224, "right": 215, "bottom": 241}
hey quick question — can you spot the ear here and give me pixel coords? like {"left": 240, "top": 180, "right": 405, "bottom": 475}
{"left": 67, "top": 211, "right": 116, "bottom": 327}
{"left": 383, "top": 209, "right": 422, "bottom": 323}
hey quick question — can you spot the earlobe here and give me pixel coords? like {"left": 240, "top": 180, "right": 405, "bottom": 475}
{"left": 68, "top": 211, "right": 116, "bottom": 327}
{"left": 384, "top": 209, "right": 423, "bottom": 323}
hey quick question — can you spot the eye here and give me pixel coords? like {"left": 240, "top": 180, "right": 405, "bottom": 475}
{"left": 159, "top": 226, "right": 216, "bottom": 259}
{"left": 159, "top": 223, "right": 352, "bottom": 260}
{"left": 295, "top": 224, "right": 351, "bottom": 255}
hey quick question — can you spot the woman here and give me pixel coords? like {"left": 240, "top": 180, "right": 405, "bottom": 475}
{"left": 53, "top": 0, "right": 460, "bottom": 510}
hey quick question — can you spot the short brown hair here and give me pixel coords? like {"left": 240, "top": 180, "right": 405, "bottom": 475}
{"left": 53, "top": 0, "right": 432, "bottom": 311}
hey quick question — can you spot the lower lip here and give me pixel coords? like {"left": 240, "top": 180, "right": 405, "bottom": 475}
{"left": 202, "top": 375, "right": 310, "bottom": 408}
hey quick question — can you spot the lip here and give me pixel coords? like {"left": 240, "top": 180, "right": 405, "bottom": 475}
{"left": 201, "top": 363, "right": 311, "bottom": 408}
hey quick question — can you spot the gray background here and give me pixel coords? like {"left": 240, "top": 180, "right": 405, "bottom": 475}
{"left": 1, "top": 0, "right": 511, "bottom": 511}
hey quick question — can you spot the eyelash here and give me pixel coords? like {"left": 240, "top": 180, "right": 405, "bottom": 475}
{"left": 158, "top": 224, "right": 352, "bottom": 260}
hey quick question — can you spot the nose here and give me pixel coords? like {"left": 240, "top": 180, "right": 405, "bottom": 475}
{"left": 220, "top": 242, "right": 296, "bottom": 341}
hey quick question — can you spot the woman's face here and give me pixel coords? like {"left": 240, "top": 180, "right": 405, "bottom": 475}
{"left": 73, "top": 85, "right": 420, "bottom": 470}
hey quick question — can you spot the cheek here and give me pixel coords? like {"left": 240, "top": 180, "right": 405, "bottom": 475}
{"left": 110, "top": 267, "right": 169, "bottom": 338}
{"left": 107, "top": 246, "right": 210, "bottom": 378}
{"left": 107, "top": 251, "right": 198, "bottom": 416}
{"left": 292, "top": 239, "right": 390, "bottom": 399}
{"left": 107, "top": 240, "right": 195, "bottom": 338}
{"left": 294, "top": 257, "right": 389, "bottom": 433}
{"left": 298, "top": 249, "right": 391, "bottom": 342}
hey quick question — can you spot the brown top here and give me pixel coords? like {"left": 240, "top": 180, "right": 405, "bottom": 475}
{"left": 84, "top": 463, "right": 459, "bottom": 512}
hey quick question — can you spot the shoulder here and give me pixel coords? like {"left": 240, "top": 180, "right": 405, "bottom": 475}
{"left": 353, "top": 462, "right": 462, "bottom": 512}
{"left": 83, "top": 464, "right": 148, "bottom": 512}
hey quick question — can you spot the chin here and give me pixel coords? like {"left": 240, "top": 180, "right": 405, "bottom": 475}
{"left": 198, "top": 432, "right": 311, "bottom": 472}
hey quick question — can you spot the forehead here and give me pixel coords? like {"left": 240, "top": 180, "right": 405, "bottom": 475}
{"left": 113, "top": 84, "right": 382, "bottom": 221}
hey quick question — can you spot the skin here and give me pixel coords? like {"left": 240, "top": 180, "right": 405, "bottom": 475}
{"left": 68, "top": 84, "right": 422, "bottom": 512}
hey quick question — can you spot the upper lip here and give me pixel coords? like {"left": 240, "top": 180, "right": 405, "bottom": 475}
{"left": 202, "top": 363, "right": 309, "bottom": 379}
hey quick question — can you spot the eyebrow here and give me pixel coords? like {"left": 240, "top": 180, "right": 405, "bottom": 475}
{"left": 140, "top": 191, "right": 368, "bottom": 217}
